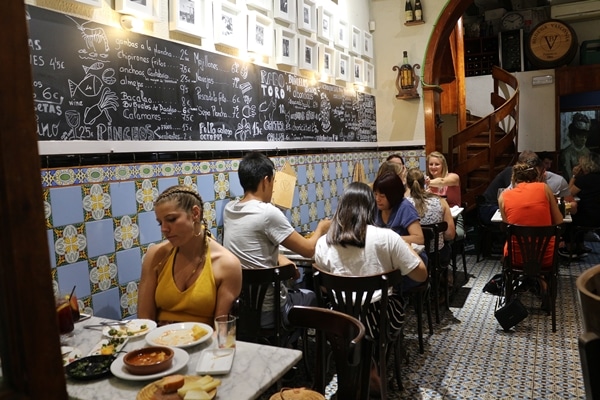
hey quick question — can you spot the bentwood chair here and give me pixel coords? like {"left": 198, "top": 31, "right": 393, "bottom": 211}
{"left": 313, "top": 267, "right": 404, "bottom": 398}
{"left": 502, "top": 224, "right": 561, "bottom": 332}
{"left": 237, "top": 263, "right": 297, "bottom": 347}
{"left": 405, "top": 226, "right": 435, "bottom": 353}
{"left": 288, "top": 306, "right": 371, "bottom": 400}
{"left": 579, "top": 331, "right": 600, "bottom": 400}
{"left": 422, "top": 221, "right": 449, "bottom": 324}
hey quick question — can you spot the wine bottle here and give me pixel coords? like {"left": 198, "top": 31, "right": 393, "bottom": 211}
{"left": 414, "top": 0, "right": 423, "bottom": 21}
{"left": 405, "top": 0, "right": 414, "bottom": 23}
{"left": 400, "top": 51, "right": 414, "bottom": 89}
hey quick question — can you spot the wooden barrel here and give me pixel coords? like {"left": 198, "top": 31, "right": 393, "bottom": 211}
{"left": 526, "top": 19, "right": 578, "bottom": 68}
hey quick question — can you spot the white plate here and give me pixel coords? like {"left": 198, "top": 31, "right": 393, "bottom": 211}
{"left": 62, "top": 346, "right": 83, "bottom": 366}
{"left": 102, "top": 319, "right": 157, "bottom": 339}
{"left": 88, "top": 337, "right": 129, "bottom": 356}
{"left": 196, "top": 348, "right": 235, "bottom": 375}
{"left": 145, "top": 322, "right": 213, "bottom": 348}
{"left": 110, "top": 347, "right": 189, "bottom": 381}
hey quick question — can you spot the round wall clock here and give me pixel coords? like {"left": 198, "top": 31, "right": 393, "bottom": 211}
{"left": 526, "top": 19, "right": 578, "bottom": 68}
{"left": 501, "top": 12, "right": 524, "bottom": 31}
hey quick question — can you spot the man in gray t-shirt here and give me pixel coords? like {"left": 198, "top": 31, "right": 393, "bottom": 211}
{"left": 223, "top": 152, "right": 330, "bottom": 328}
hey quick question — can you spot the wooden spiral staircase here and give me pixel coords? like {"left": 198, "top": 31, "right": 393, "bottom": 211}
{"left": 447, "top": 66, "right": 520, "bottom": 211}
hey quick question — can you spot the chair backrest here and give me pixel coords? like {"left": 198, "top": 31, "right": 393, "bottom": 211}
{"left": 504, "top": 224, "right": 561, "bottom": 275}
{"left": 237, "top": 263, "right": 296, "bottom": 346}
{"left": 421, "top": 221, "right": 448, "bottom": 271}
{"left": 287, "top": 306, "right": 371, "bottom": 400}
{"left": 579, "top": 331, "right": 600, "bottom": 400}
{"left": 313, "top": 267, "right": 403, "bottom": 342}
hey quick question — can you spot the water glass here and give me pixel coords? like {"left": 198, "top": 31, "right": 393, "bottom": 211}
{"left": 215, "top": 314, "right": 237, "bottom": 348}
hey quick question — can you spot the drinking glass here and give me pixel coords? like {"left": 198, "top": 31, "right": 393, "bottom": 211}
{"left": 215, "top": 314, "right": 237, "bottom": 348}
{"left": 56, "top": 295, "right": 74, "bottom": 336}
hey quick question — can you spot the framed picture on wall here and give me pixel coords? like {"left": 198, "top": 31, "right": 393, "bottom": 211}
{"left": 115, "top": 0, "right": 157, "bottom": 19}
{"left": 350, "top": 25, "right": 362, "bottom": 56}
{"left": 299, "top": 36, "right": 318, "bottom": 71}
{"left": 335, "top": 18, "right": 349, "bottom": 50}
{"left": 558, "top": 109, "right": 599, "bottom": 179}
{"left": 297, "top": 0, "right": 317, "bottom": 34}
{"left": 169, "top": 0, "right": 211, "bottom": 38}
{"left": 352, "top": 57, "right": 364, "bottom": 83}
{"left": 317, "top": 6, "right": 334, "bottom": 43}
{"left": 275, "top": 26, "right": 297, "bottom": 66}
{"left": 274, "top": 0, "right": 296, "bottom": 24}
{"left": 363, "top": 31, "right": 373, "bottom": 59}
{"left": 336, "top": 52, "right": 350, "bottom": 81}
{"left": 247, "top": 11, "right": 273, "bottom": 56}
{"left": 213, "top": 0, "right": 244, "bottom": 49}
{"left": 319, "top": 45, "right": 335, "bottom": 79}
{"left": 365, "top": 61, "right": 374, "bottom": 87}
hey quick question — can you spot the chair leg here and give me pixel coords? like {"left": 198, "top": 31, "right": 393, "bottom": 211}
{"left": 393, "top": 338, "right": 404, "bottom": 391}
{"left": 413, "top": 293, "right": 424, "bottom": 354}
{"left": 378, "top": 343, "right": 388, "bottom": 400}
{"left": 432, "top": 271, "right": 441, "bottom": 324}
{"left": 425, "top": 289, "right": 433, "bottom": 335}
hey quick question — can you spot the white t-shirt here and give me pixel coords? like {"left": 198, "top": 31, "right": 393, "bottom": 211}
{"left": 314, "top": 225, "right": 421, "bottom": 277}
{"left": 223, "top": 199, "right": 295, "bottom": 269}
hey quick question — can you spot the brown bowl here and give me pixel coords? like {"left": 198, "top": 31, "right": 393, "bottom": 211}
{"left": 122, "top": 346, "right": 174, "bottom": 375}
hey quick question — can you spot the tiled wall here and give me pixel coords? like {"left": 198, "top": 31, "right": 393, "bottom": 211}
{"left": 43, "top": 149, "right": 426, "bottom": 320}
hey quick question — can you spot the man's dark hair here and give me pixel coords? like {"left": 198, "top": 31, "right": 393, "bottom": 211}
{"left": 537, "top": 151, "right": 552, "bottom": 162}
{"left": 238, "top": 152, "right": 275, "bottom": 193}
{"left": 386, "top": 154, "right": 405, "bottom": 165}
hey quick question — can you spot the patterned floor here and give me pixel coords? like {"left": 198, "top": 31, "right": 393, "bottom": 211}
{"left": 260, "top": 241, "right": 597, "bottom": 400}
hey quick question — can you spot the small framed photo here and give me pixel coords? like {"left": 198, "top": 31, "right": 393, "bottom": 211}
{"left": 115, "top": 0, "right": 157, "bottom": 19}
{"left": 245, "top": 0, "right": 272, "bottom": 12}
{"left": 247, "top": 11, "right": 273, "bottom": 56}
{"left": 335, "top": 18, "right": 349, "bottom": 50}
{"left": 353, "top": 57, "right": 364, "bottom": 83}
{"left": 365, "top": 61, "right": 375, "bottom": 88}
{"left": 299, "top": 36, "right": 318, "bottom": 71}
{"left": 319, "top": 45, "right": 336, "bottom": 79}
{"left": 350, "top": 25, "right": 362, "bottom": 56}
{"left": 169, "top": 0, "right": 211, "bottom": 38}
{"left": 71, "top": 0, "right": 102, "bottom": 6}
{"left": 336, "top": 52, "right": 350, "bottom": 82}
{"left": 213, "top": 0, "right": 244, "bottom": 49}
{"left": 275, "top": 26, "right": 297, "bottom": 66}
{"left": 317, "top": 6, "right": 334, "bottom": 43}
{"left": 297, "top": 0, "right": 316, "bottom": 34}
{"left": 274, "top": 0, "right": 296, "bottom": 24}
{"left": 363, "top": 31, "right": 373, "bottom": 59}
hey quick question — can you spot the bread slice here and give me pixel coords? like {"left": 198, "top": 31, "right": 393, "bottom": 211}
{"left": 156, "top": 374, "right": 185, "bottom": 394}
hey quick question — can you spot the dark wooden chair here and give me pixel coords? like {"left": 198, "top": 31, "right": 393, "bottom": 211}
{"left": 405, "top": 226, "right": 434, "bottom": 353}
{"left": 313, "top": 267, "right": 404, "bottom": 398}
{"left": 288, "top": 306, "right": 371, "bottom": 400}
{"left": 422, "top": 221, "right": 449, "bottom": 324}
{"left": 579, "top": 331, "right": 600, "bottom": 400}
{"left": 448, "top": 204, "right": 468, "bottom": 285}
{"left": 502, "top": 224, "right": 561, "bottom": 332}
{"left": 237, "top": 263, "right": 297, "bottom": 347}
{"left": 475, "top": 195, "right": 505, "bottom": 262}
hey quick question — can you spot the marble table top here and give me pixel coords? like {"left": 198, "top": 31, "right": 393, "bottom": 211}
{"left": 65, "top": 316, "right": 302, "bottom": 400}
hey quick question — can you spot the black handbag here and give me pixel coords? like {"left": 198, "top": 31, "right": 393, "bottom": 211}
{"left": 495, "top": 297, "right": 528, "bottom": 331}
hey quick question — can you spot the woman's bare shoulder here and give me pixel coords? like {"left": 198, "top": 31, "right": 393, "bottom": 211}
{"left": 143, "top": 241, "right": 173, "bottom": 266}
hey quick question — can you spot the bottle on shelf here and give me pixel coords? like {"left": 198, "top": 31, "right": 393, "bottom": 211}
{"left": 400, "top": 51, "right": 414, "bottom": 89}
{"left": 405, "top": 0, "right": 414, "bottom": 23}
{"left": 414, "top": 0, "right": 423, "bottom": 21}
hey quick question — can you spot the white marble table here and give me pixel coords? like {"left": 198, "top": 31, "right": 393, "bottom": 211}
{"left": 66, "top": 316, "right": 302, "bottom": 400}
{"left": 491, "top": 209, "right": 572, "bottom": 223}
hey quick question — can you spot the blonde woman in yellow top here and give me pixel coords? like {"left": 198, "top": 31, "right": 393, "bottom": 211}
{"left": 138, "top": 185, "right": 242, "bottom": 327}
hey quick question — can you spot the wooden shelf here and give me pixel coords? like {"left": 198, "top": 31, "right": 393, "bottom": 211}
{"left": 396, "top": 92, "right": 420, "bottom": 100}
{"left": 405, "top": 20, "right": 425, "bottom": 26}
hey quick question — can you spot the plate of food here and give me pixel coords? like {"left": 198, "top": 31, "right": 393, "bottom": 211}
{"left": 65, "top": 354, "right": 114, "bottom": 381}
{"left": 62, "top": 346, "right": 83, "bottom": 366}
{"left": 111, "top": 347, "right": 189, "bottom": 381}
{"left": 102, "top": 319, "right": 157, "bottom": 339}
{"left": 88, "top": 336, "right": 129, "bottom": 356}
{"left": 145, "top": 322, "right": 212, "bottom": 348}
{"left": 136, "top": 374, "right": 219, "bottom": 400}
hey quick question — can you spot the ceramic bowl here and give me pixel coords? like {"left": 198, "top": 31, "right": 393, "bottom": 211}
{"left": 122, "top": 346, "right": 174, "bottom": 375}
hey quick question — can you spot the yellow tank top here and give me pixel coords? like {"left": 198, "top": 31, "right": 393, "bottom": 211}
{"left": 155, "top": 247, "right": 216, "bottom": 326}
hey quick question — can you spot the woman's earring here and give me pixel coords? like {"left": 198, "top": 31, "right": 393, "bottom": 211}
{"left": 193, "top": 220, "right": 202, "bottom": 237}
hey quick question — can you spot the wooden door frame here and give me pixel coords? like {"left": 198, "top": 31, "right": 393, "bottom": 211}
{"left": 423, "top": 0, "right": 473, "bottom": 155}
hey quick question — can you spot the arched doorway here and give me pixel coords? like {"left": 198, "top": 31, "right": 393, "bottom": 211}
{"left": 423, "top": 0, "right": 473, "bottom": 155}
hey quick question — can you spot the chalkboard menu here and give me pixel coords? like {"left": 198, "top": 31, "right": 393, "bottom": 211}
{"left": 27, "top": 5, "right": 376, "bottom": 145}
